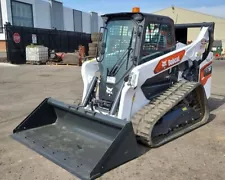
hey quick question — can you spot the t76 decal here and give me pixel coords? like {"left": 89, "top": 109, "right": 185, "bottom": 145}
{"left": 200, "top": 61, "right": 212, "bottom": 86}
{"left": 154, "top": 50, "right": 186, "bottom": 74}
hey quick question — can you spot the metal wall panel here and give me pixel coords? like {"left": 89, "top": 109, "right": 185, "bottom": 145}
{"left": 35, "top": 0, "right": 51, "bottom": 29}
{"left": 98, "top": 16, "right": 104, "bottom": 29}
{"left": 0, "top": 1, "right": 3, "bottom": 32}
{"left": 91, "top": 12, "right": 98, "bottom": 33}
{"left": 82, "top": 12, "right": 91, "bottom": 33}
{"left": 63, "top": 7, "right": 74, "bottom": 31}
{"left": 50, "top": 0, "right": 64, "bottom": 30}
{"left": 73, "top": 10, "right": 82, "bottom": 32}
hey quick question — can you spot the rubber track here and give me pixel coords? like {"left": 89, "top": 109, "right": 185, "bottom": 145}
{"left": 131, "top": 80, "right": 209, "bottom": 147}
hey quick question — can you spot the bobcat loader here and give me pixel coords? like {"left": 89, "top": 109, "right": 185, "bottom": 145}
{"left": 12, "top": 8, "right": 214, "bottom": 180}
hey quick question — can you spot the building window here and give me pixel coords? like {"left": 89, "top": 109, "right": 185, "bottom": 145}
{"left": 0, "top": 2, "right": 3, "bottom": 33}
{"left": 11, "top": 0, "right": 33, "bottom": 27}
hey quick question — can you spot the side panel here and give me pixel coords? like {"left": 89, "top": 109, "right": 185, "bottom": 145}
{"left": 81, "top": 60, "right": 99, "bottom": 101}
{"left": 129, "top": 88, "right": 149, "bottom": 118}
{"left": 199, "top": 52, "right": 213, "bottom": 99}
{"left": 118, "top": 85, "right": 147, "bottom": 120}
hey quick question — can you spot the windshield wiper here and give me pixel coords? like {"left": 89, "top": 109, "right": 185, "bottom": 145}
{"left": 108, "top": 28, "right": 134, "bottom": 76}
{"left": 96, "top": 27, "right": 108, "bottom": 62}
{"left": 108, "top": 49, "right": 129, "bottom": 76}
{"left": 126, "top": 27, "right": 134, "bottom": 69}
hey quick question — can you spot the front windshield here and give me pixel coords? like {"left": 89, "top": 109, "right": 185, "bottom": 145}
{"left": 100, "top": 19, "right": 137, "bottom": 83}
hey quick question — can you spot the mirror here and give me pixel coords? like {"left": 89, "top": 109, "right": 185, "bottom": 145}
{"left": 100, "top": 49, "right": 105, "bottom": 55}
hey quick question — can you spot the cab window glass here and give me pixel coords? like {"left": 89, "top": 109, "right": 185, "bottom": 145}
{"left": 142, "top": 23, "right": 174, "bottom": 57}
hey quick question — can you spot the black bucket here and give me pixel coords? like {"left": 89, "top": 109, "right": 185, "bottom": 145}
{"left": 12, "top": 98, "right": 139, "bottom": 180}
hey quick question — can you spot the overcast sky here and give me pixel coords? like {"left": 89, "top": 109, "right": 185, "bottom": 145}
{"left": 61, "top": 0, "right": 225, "bottom": 18}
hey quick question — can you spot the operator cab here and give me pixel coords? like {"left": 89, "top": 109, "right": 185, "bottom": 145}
{"left": 100, "top": 8, "right": 176, "bottom": 65}
{"left": 94, "top": 8, "right": 176, "bottom": 112}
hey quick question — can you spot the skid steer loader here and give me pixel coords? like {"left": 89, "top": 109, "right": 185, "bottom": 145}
{"left": 12, "top": 8, "right": 214, "bottom": 180}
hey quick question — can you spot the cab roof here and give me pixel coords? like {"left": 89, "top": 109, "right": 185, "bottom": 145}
{"left": 101, "top": 12, "right": 174, "bottom": 24}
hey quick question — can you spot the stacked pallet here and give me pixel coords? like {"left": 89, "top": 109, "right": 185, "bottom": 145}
{"left": 88, "top": 32, "right": 102, "bottom": 57}
{"left": 46, "top": 51, "right": 82, "bottom": 66}
{"left": 26, "top": 45, "right": 48, "bottom": 65}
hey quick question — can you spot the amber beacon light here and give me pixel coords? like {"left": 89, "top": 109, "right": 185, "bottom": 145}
{"left": 132, "top": 7, "right": 140, "bottom": 12}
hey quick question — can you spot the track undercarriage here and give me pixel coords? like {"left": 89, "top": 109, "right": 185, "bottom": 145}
{"left": 132, "top": 80, "right": 210, "bottom": 147}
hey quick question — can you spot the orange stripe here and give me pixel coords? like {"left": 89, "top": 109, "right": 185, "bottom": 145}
{"left": 154, "top": 50, "right": 185, "bottom": 74}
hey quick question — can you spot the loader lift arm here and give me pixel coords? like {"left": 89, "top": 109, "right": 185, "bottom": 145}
{"left": 175, "top": 22, "right": 215, "bottom": 63}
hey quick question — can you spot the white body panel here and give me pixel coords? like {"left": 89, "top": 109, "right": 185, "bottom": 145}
{"left": 81, "top": 27, "right": 212, "bottom": 121}
{"left": 118, "top": 85, "right": 149, "bottom": 120}
{"left": 81, "top": 59, "right": 99, "bottom": 102}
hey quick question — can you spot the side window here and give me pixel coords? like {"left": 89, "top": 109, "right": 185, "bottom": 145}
{"left": 142, "top": 23, "right": 174, "bottom": 57}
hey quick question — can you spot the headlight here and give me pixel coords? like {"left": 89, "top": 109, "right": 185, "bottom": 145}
{"left": 128, "top": 72, "right": 139, "bottom": 88}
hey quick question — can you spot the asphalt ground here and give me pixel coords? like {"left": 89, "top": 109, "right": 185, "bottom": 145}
{"left": 0, "top": 61, "right": 225, "bottom": 180}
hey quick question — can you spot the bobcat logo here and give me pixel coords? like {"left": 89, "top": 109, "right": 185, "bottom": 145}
{"left": 154, "top": 50, "right": 185, "bottom": 74}
{"left": 162, "top": 61, "right": 167, "bottom": 69}
{"left": 106, "top": 86, "right": 113, "bottom": 96}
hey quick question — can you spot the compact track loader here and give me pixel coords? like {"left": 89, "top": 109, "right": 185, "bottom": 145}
{"left": 12, "top": 8, "right": 214, "bottom": 180}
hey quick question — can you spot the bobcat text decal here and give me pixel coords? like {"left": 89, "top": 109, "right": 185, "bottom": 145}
{"left": 154, "top": 50, "right": 186, "bottom": 74}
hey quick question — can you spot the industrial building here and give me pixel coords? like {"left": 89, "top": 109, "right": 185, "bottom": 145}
{"left": 153, "top": 6, "right": 225, "bottom": 53}
{"left": 0, "top": 0, "right": 103, "bottom": 52}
